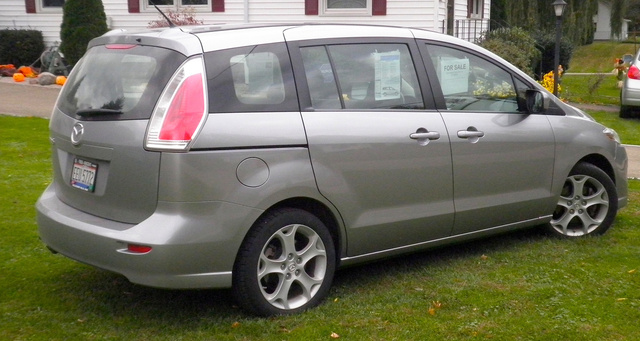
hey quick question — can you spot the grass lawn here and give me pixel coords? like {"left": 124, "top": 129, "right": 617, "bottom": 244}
{"left": 562, "top": 74, "right": 620, "bottom": 106}
{"left": 569, "top": 41, "right": 639, "bottom": 73}
{"left": 2, "top": 111, "right": 640, "bottom": 340}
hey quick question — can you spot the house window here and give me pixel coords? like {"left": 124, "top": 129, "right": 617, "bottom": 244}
{"left": 25, "top": 0, "right": 64, "bottom": 12}
{"left": 306, "top": 0, "right": 385, "bottom": 16}
{"left": 42, "top": 0, "right": 64, "bottom": 7}
{"left": 321, "top": 0, "right": 372, "bottom": 15}
{"left": 145, "top": 0, "right": 209, "bottom": 10}
{"left": 468, "top": 0, "right": 484, "bottom": 19}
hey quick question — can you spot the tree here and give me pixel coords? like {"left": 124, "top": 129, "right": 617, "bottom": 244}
{"left": 602, "top": 0, "right": 629, "bottom": 39}
{"left": 59, "top": 0, "right": 108, "bottom": 67}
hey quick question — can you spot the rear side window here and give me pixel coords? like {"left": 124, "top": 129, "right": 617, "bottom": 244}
{"left": 300, "top": 43, "right": 424, "bottom": 110}
{"left": 204, "top": 43, "right": 298, "bottom": 113}
{"left": 57, "top": 45, "right": 186, "bottom": 120}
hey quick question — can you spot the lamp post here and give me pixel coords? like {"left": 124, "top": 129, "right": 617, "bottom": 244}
{"left": 553, "top": 0, "right": 567, "bottom": 97}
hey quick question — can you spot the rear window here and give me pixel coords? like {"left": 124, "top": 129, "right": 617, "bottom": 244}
{"left": 57, "top": 45, "right": 186, "bottom": 120}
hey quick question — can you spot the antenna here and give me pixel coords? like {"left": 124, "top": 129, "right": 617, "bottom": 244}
{"left": 148, "top": 0, "right": 176, "bottom": 28}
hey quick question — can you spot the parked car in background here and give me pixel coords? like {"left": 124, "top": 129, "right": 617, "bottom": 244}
{"left": 620, "top": 49, "right": 640, "bottom": 117}
{"left": 37, "top": 23, "right": 628, "bottom": 316}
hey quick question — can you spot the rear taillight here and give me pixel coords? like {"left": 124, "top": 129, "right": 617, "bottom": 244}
{"left": 145, "top": 56, "right": 207, "bottom": 151}
{"left": 628, "top": 65, "right": 640, "bottom": 80}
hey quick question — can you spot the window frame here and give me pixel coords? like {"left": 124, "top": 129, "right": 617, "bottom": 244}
{"left": 467, "top": 0, "right": 484, "bottom": 19}
{"left": 142, "top": 0, "right": 211, "bottom": 12}
{"left": 320, "top": 0, "right": 373, "bottom": 17}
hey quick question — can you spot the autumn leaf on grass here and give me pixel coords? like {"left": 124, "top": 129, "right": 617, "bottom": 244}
{"left": 231, "top": 322, "right": 241, "bottom": 329}
{"left": 429, "top": 300, "right": 443, "bottom": 315}
{"left": 628, "top": 269, "right": 637, "bottom": 274}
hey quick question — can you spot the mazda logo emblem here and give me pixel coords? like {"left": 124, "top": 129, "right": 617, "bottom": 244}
{"left": 71, "top": 123, "right": 84, "bottom": 146}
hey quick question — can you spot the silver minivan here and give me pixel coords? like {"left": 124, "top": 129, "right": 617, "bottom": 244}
{"left": 36, "top": 24, "right": 628, "bottom": 316}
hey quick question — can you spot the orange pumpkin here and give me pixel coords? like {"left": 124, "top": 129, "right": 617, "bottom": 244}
{"left": 18, "top": 66, "right": 36, "bottom": 78}
{"left": 56, "top": 76, "right": 67, "bottom": 86}
{"left": 13, "top": 72, "right": 25, "bottom": 82}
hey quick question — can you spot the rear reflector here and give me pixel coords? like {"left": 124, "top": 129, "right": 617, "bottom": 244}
{"left": 628, "top": 65, "right": 640, "bottom": 80}
{"left": 127, "top": 244, "right": 152, "bottom": 254}
{"left": 145, "top": 56, "right": 208, "bottom": 151}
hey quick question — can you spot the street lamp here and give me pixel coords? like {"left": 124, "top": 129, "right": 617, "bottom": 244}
{"left": 553, "top": 0, "right": 567, "bottom": 97}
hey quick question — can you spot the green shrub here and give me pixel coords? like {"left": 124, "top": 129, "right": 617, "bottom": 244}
{"left": 0, "top": 29, "right": 45, "bottom": 67}
{"left": 478, "top": 27, "right": 541, "bottom": 78}
{"left": 59, "top": 0, "right": 108, "bottom": 67}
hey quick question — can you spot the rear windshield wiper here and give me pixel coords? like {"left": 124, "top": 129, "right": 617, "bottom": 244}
{"left": 75, "top": 109, "right": 124, "bottom": 117}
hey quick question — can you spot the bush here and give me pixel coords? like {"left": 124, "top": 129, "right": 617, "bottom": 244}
{"left": 533, "top": 32, "right": 574, "bottom": 78}
{"left": 0, "top": 29, "right": 45, "bottom": 67}
{"left": 478, "top": 27, "right": 541, "bottom": 78}
{"left": 59, "top": 0, "right": 108, "bottom": 67}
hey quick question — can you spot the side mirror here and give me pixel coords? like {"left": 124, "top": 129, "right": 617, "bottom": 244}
{"left": 525, "top": 89, "right": 549, "bottom": 114}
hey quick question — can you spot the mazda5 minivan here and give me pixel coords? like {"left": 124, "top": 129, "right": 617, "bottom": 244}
{"left": 36, "top": 23, "right": 628, "bottom": 316}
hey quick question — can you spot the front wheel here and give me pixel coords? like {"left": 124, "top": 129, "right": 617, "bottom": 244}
{"left": 233, "top": 208, "right": 336, "bottom": 316}
{"left": 547, "top": 162, "right": 618, "bottom": 237}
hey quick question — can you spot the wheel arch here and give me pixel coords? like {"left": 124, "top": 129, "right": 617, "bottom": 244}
{"left": 577, "top": 153, "right": 616, "bottom": 184}
{"left": 237, "top": 197, "right": 345, "bottom": 268}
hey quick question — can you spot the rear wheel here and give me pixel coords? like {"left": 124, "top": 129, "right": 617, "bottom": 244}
{"left": 620, "top": 104, "right": 634, "bottom": 118}
{"left": 233, "top": 208, "right": 336, "bottom": 316}
{"left": 547, "top": 162, "right": 617, "bottom": 237}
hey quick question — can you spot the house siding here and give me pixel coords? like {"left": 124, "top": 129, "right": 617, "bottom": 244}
{"left": 0, "top": 0, "right": 488, "bottom": 47}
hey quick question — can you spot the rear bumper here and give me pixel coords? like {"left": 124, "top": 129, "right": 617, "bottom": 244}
{"left": 36, "top": 184, "right": 263, "bottom": 289}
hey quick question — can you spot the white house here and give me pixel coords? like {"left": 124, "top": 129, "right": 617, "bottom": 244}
{"left": 0, "top": 0, "right": 490, "bottom": 47}
{"left": 594, "top": 0, "right": 629, "bottom": 41}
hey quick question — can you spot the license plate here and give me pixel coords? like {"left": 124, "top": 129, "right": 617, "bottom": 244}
{"left": 71, "top": 158, "right": 97, "bottom": 192}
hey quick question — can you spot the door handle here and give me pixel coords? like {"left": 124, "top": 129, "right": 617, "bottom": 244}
{"left": 410, "top": 132, "right": 441, "bottom": 140}
{"left": 457, "top": 127, "right": 484, "bottom": 144}
{"left": 457, "top": 131, "right": 484, "bottom": 139}
{"left": 410, "top": 128, "right": 440, "bottom": 146}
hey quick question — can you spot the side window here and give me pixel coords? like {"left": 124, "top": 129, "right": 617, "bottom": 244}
{"left": 204, "top": 43, "right": 298, "bottom": 113}
{"left": 425, "top": 44, "right": 518, "bottom": 112}
{"left": 301, "top": 46, "right": 341, "bottom": 109}
{"left": 230, "top": 52, "right": 285, "bottom": 105}
{"left": 301, "top": 43, "right": 424, "bottom": 110}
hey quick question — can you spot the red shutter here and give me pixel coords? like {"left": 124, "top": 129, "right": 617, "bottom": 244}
{"left": 128, "top": 0, "right": 140, "bottom": 13}
{"left": 305, "top": 0, "right": 385, "bottom": 15}
{"left": 372, "top": 0, "right": 386, "bottom": 15}
{"left": 25, "top": 0, "right": 36, "bottom": 13}
{"left": 212, "top": 0, "right": 225, "bottom": 12}
{"left": 305, "top": 0, "right": 318, "bottom": 15}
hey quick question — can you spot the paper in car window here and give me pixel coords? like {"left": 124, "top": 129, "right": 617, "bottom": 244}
{"left": 373, "top": 51, "right": 402, "bottom": 100}
{"left": 437, "top": 57, "right": 470, "bottom": 95}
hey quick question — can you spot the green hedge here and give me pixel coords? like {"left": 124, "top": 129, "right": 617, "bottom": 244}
{"left": 0, "top": 29, "right": 45, "bottom": 67}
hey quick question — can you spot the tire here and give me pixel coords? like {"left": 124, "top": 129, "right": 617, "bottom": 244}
{"left": 232, "top": 208, "right": 336, "bottom": 316}
{"left": 620, "top": 105, "right": 634, "bottom": 118}
{"left": 547, "top": 162, "right": 618, "bottom": 237}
